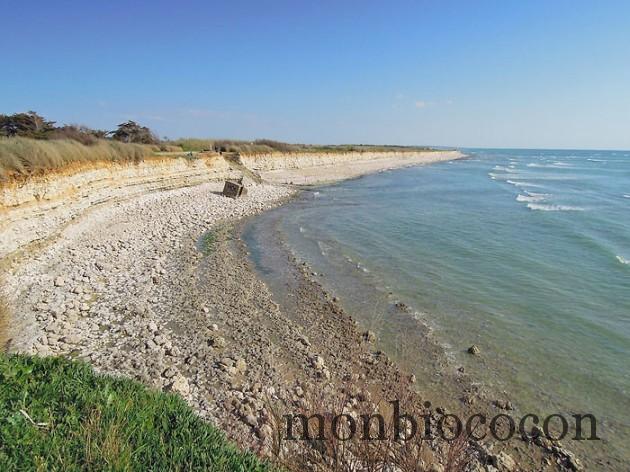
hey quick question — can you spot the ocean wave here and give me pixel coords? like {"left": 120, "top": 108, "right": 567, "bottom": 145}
{"left": 493, "top": 165, "right": 516, "bottom": 172}
{"left": 516, "top": 192, "right": 549, "bottom": 203}
{"left": 623, "top": 194, "right": 630, "bottom": 199}
{"left": 616, "top": 256, "right": 630, "bottom": 265}
{"left": 587, "top": 158, "right": 605, "bottom": 162}
{"left": 506, "top": 180, "right": 544, "bottom": 188}
{"left": 526, "top": 162, "right": 573, "bottom": 169}
{"left": 527, "top": 203, "right": 585, "bottom": 212}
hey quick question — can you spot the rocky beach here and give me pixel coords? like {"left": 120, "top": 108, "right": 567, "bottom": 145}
{"left": 0, "top": 151, "right": 587, "bottom": 471}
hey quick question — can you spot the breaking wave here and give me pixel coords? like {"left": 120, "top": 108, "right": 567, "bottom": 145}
{"left": 506, "top": 180, "right": 544, "bottom": 188}
{"left": 527, "top": 203, "right": 585, "bottom": 212}
{"left": 516, "top": 192, "right": 549, "bottom": 203}
{"left": 616, "top": 256, "right": 630, "bottom": 265}
{"left": 527, "top": 162, "right": 573, "bottom": 169}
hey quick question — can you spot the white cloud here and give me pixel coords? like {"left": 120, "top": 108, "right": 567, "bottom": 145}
{"left": 415, "top": 100, "right": 427, "bottom": 109}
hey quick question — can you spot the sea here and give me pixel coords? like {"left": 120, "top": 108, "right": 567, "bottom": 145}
{"left": 243, "top": 149, "right": 630, "bottom": 465}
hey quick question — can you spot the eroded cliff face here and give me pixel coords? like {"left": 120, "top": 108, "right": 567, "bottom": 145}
{"left": 0, "top": 150, "right": 461, "bottom": 261}
{"left": 0, "top": 155, "right": 238, "bottom": 260}
{"left": 239, "top": 150, "right": 447, "bottom": 171}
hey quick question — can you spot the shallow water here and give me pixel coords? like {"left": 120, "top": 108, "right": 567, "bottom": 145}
{"left": 244, "top": 149, "right": 630, "bottom": 464}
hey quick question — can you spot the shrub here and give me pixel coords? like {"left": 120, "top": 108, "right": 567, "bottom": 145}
{"left": 110, "top": 120, "right": 159, "bottom": 145}
{"left": 0, "top": 112, "right": 55, "bottom": 139}
{"left": 48, "top": 125, "right": 99, "bottom": 146}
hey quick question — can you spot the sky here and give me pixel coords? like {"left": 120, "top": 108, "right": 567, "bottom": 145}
{"left": 3, "top": 0, "right": 630, "bottom": 149}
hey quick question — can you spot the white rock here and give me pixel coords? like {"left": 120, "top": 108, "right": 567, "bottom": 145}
{"left": 167, "top": 375, "right": 190, "bottom": 397}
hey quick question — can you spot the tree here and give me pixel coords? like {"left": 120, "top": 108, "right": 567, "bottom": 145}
{"left": 109, "top": 121, "right": 158, "bottom": 144}
{"left": 0, "top": 111, "right": 56, "bottom": 138}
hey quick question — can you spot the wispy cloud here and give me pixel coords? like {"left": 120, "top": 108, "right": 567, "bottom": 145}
{"left": 415, "top": 100, "right": 427, "bottom": 109}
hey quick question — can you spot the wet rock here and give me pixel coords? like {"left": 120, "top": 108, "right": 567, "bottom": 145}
{"left": 467, "top": 344, "right": 481, "bottom": 355}
{"left": 495, "top": 399, "right": 514, "bottom": 410}
{"left": 395, "top": 302, "right": 409, "bottom": 312}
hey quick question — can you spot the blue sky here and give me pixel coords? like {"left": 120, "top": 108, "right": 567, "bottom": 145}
{"left": 3, "top": 0, "right": 630, "bottom": 149}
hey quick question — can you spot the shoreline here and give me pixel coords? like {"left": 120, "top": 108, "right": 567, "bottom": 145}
{"left": 240, "top": 183, "right": 594, "bottom": 471}
{"left": 0, "top": 152, "right": 587, "bottom": 470}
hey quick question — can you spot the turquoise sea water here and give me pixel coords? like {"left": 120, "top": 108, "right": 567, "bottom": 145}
{"left": 245, "top": 149, "right": 630, "bottom": 462}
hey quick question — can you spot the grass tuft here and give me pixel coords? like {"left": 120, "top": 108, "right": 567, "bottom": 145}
{"left": 200, "top": 231, "right": 217, "bottom": 256}
{"left": 0, "top": 354, "right": 272, "bottom": 470}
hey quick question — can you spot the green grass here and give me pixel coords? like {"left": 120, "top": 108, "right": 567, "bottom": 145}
{"left": 0, "top": 354, "right": 272, "bottom": 471}
{"left": 200, "top": 231, "right": 217, "bottom": 256}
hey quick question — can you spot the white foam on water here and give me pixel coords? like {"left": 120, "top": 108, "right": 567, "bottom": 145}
{"left": 616, "top": 256, "right": 630, "bottom": 265}
{"left": 516, "top": 192, "right": 549, "bottom": 203}
{"left": 527, "top": 162, "right": 574, "bottom": 169}
{"left": 587, "top": 158, "right": 605, "bottom": 162}
{"left": 623, "top": 194, "right": 630, "bottom": 199}
{"left": 527, "top": 203, "right": 585, "bottom": 212}
{"left": 506, "top": 180, "right": 544, "bottom": 188}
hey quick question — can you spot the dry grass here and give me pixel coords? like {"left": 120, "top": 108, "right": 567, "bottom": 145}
{"left": 170, "top": 138, "right": 435, "bottom": 155}
{"left": 0, "top": 136, "right": 437, "bottom": 183}
{"left": 0, "top": 137, "right": 154, "bottom": 182}
{"left": 260, "top": 378, "right": 473, "bottom": 472}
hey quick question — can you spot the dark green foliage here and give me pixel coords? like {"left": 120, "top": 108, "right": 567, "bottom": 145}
{"left": 110, "top": 120, "right": 159, "bottom": 145}
{"left": 0, "top": 354, "right": 272, "bottom": 471}
{"left": 0, "top": 111, "right": 56, "bottom": 139}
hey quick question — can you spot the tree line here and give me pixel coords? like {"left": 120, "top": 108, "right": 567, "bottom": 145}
{"left": 0, "top": 111, "right": 158, "bottom": 145}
